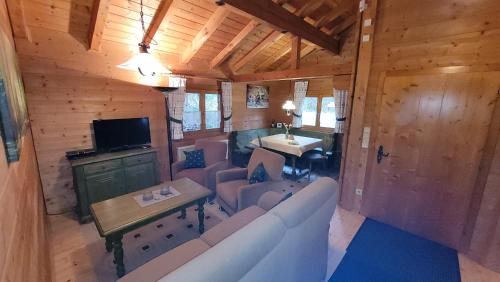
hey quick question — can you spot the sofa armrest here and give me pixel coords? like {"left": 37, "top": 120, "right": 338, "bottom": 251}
{"left": 204, "top": 160, "right": 229, "bottom": 191}
{"left": 238, "top": 181, "right": 282, "bottom": 212}
{"left": 171, "top": 160, "right": 186, "bottom": 180}
{"left": 216, "top": 167, "right": 248, "bottom": 184}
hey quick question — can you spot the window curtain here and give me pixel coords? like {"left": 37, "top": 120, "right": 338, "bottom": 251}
{"left": 167, "top": 76, "right": 187, "bottom": 140}
{"left": 334, "top": 89, "right": 348, "bottom": 133}
{"left": 221, "top": 81, "right": 232, "bottom": 132}
{"left": 292, "top": 80, "right": 309, "bottom": 128}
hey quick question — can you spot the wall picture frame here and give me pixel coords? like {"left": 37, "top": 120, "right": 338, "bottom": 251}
{"left": 0, "top": 27, "right": 28, "bottom": 163}
{"left": 246, "top": 84, "right": 269, "bottom": 109}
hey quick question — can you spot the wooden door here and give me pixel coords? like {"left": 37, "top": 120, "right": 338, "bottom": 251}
{"left": 362, "top": 72, "right": 500, "bottom": 248}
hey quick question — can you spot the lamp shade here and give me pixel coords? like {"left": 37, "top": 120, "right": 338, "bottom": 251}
{"left": 118, "top": 48, "right": 171, "bottom": 77}
{"left": 282, "top": 100, "right": 296, "bottom": 110}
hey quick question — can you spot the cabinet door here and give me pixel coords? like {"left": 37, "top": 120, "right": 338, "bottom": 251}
{"left": 125, "top": 163, "right": 156, "bottom": 193}
{"left": 86, "top": 170, "right": 126, "bottom": 204}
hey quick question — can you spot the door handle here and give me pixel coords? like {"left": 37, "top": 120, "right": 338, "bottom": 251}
{"left": 377, "top": 145, "right": 390, "bottom": 164}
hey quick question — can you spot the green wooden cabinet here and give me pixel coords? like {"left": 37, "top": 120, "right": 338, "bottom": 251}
{"left": 70, "top": 148, "right": 160, "bottom": 223}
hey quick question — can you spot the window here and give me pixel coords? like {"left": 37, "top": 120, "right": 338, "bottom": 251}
{"left": 182, "top": 91, "right": 221, "bottom": 134}
{"left": 183, "top": 93, "right": 201, "bottom": 132}
{"left": 302, "top": 97, "right": 318, "bottom": 126}
{"left": 205, "top": 93, "right": 221, "bottom": 129}
{"left": 320, "top": 97, "right": 336, "bottom": 128}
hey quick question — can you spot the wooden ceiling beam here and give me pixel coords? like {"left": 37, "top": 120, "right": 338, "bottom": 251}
{"left": 181, "top": 7, "right": 231, "bottom": 64}
{"left": 143, "top": 0, "right": 175, "bottom": 46}
{"left": 314, "top": 0, "right": 355, "bottom": 29}
{"left": 295, "top": 0, "right": 325, "bottom": 18}
{"left": 233, "top": 30, "right": 284, "bottom": 71}
{"left": 232, "top": 63, "right": 352, "bottom": 82}
{"left": 329, "top": 14, "right": 357, "bottom": 36}
{"left": 5, "top": 0, "right": 32, "bottom": 41}
{"left": 210, "top": 20, "right": 259, "bottom": 69}
{"left": 290, "top": 35, "right": 301, "bottom": 69}
{"left": 88, "top": 0, "right": 110, "bottom": 51}
{"left": 221, "top": 0, "right": 339, "bottom": 54}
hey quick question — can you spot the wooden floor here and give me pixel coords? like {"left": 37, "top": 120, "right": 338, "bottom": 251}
{"left": 49, "top": 207, "right": 500, "bottom": 282}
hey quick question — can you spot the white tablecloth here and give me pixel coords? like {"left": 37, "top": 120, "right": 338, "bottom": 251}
{"left": 251, "top": 134, "right": 323, "bottom": 157}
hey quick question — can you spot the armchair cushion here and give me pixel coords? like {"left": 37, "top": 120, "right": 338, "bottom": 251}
{"left": 216, "top": 179, "right": 249, "bottom": 211}
{"left": 248, "top": 162, "right": 268, "bottom": 184}
{"left": 184, "top": 149, "right": 206, "bottom": 169}
{"left": 175, "top": 168, "right": 206, "bottom": 186}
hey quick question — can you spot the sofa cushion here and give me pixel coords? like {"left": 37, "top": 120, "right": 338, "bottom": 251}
{"left": 184, "top": 149, "right": 206, "bottom": 169}
{"left": 176, "top": 168, "right": 205, "bottom": 186}
{"left": 216, "top": 179, "right": 248, "bottom": 210}
{"left": 201, "top": 206, "right": 266, "bottom": 246}
{"left": 118, "top": 239, "right": 210, "bottom": 282}
{"left": 270, "top": 177, "right": 338, "bottom": 228}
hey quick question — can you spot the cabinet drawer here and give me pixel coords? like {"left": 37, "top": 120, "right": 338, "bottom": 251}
{"left": 123, "top": 153, "right": 154, "bottom": 166}
{"left": 83, "top": 159, "right": 122, "bottom": 175}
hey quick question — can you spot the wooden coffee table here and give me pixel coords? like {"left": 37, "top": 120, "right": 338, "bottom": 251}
{"left": 90, "top": 178, "right": 213, "bottom": 278}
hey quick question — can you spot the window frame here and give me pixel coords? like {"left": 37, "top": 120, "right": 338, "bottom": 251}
{"left": 301, "top": 95, "right": 336, "bottom": 133}
{"left": 182, "top": 89, "right": 222, "bottom": 139}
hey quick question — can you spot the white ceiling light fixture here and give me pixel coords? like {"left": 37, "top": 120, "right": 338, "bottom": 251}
{"left": 117, "top": 0, "right": 171, "bottom": 77}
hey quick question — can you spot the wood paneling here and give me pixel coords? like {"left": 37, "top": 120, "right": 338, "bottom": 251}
{"left": 466, "top": 94, "right": 500, "bottom": 271}
{"left": 0, "top": 130, "right": 51, "bottom": 282}
{"left": 0, "top": 2, "right": 50, "bottom": 279}
{"left": 232, "top": 80, "right": 290, "bottom": 130}
{"left": 361, "top": 72, "right": 500, "bottom": 248}
{"left": 24, "top": 71, "right": 171, "bottom": 214}
{"left": 340, "top": 0, "right": 500, "bottom": 271}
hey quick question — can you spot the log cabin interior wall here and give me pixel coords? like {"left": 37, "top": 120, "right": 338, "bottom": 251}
{"left": 338, "top": 0, "right": 500, "bottom": 271}
{"left": 10, "top": 0, "right": 357, "bottom": 214}
{"left": 0, "top": 1, "right": 51, "bottom": 280}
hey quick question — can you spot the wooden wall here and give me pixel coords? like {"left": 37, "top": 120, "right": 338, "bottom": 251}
{"left": 0, "top": 1, "right": 51, "bottom": 280}
{"left": 0, "top": 130, "right": 51, "bottom": 282}
{"left": 466, "top": 97, "right": 500, "bottom": 271}
{"left": 24, "top": 70, "right": 171, "bottom": 214}
{"left": 232, "top": 80, "right": 290, "bottom": 130}
{"left": 340, "top": 0, "right": 500, "bottom": 272}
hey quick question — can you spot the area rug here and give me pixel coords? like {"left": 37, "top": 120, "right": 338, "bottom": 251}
{"left": 78, "top": 202, "right": 225, "bottom": 282}
{"left": 329, "top": 218, "right": 461, "bottom": 282}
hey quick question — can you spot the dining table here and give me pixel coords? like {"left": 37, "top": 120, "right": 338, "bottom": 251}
{"left": 251, "top": 133, "right": 323, "bottom": 179}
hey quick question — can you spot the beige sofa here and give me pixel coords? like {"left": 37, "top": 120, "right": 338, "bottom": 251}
{"left": 119, "top": 177, "right": 339, "bottom": 282}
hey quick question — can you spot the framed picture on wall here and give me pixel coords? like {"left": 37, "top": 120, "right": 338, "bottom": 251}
{"left": 0, "top": 27, "right": 28, "bottom": 163}
{"left": 246, "top": 84, "right": 269, "bottom": 109}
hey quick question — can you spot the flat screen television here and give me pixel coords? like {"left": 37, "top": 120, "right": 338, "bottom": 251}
{"left": 93, "top": 117, "right": 151, "bottom": 152}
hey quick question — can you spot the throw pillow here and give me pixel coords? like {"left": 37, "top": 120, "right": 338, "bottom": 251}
{"left": 184, "top": 149, "right": 206, "bottom": 169}
{"left": 249, "top": 162, "right": 268, "bottom": 184}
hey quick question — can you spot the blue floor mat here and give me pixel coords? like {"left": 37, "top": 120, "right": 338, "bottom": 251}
{"left": 330, "top": 218, "right": 461, "bottom": 282}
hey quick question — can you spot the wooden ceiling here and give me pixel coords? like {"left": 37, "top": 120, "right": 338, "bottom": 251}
{"left": 88, "top": 0, "right": 358, "bottom": 77}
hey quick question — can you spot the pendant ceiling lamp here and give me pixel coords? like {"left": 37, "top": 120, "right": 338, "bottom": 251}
{"left": 117, "top": 0, "right": 171, "bottom": 76}
{"left": 282, "top": 80, "right": 296, "bottom": 116}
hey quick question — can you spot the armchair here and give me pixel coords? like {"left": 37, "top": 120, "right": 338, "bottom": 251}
{"left": 172, "top": 140, "right": 228, "bottom": 192}
{"left": 216, "top": 148, "right": 286, "bottom": 215}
